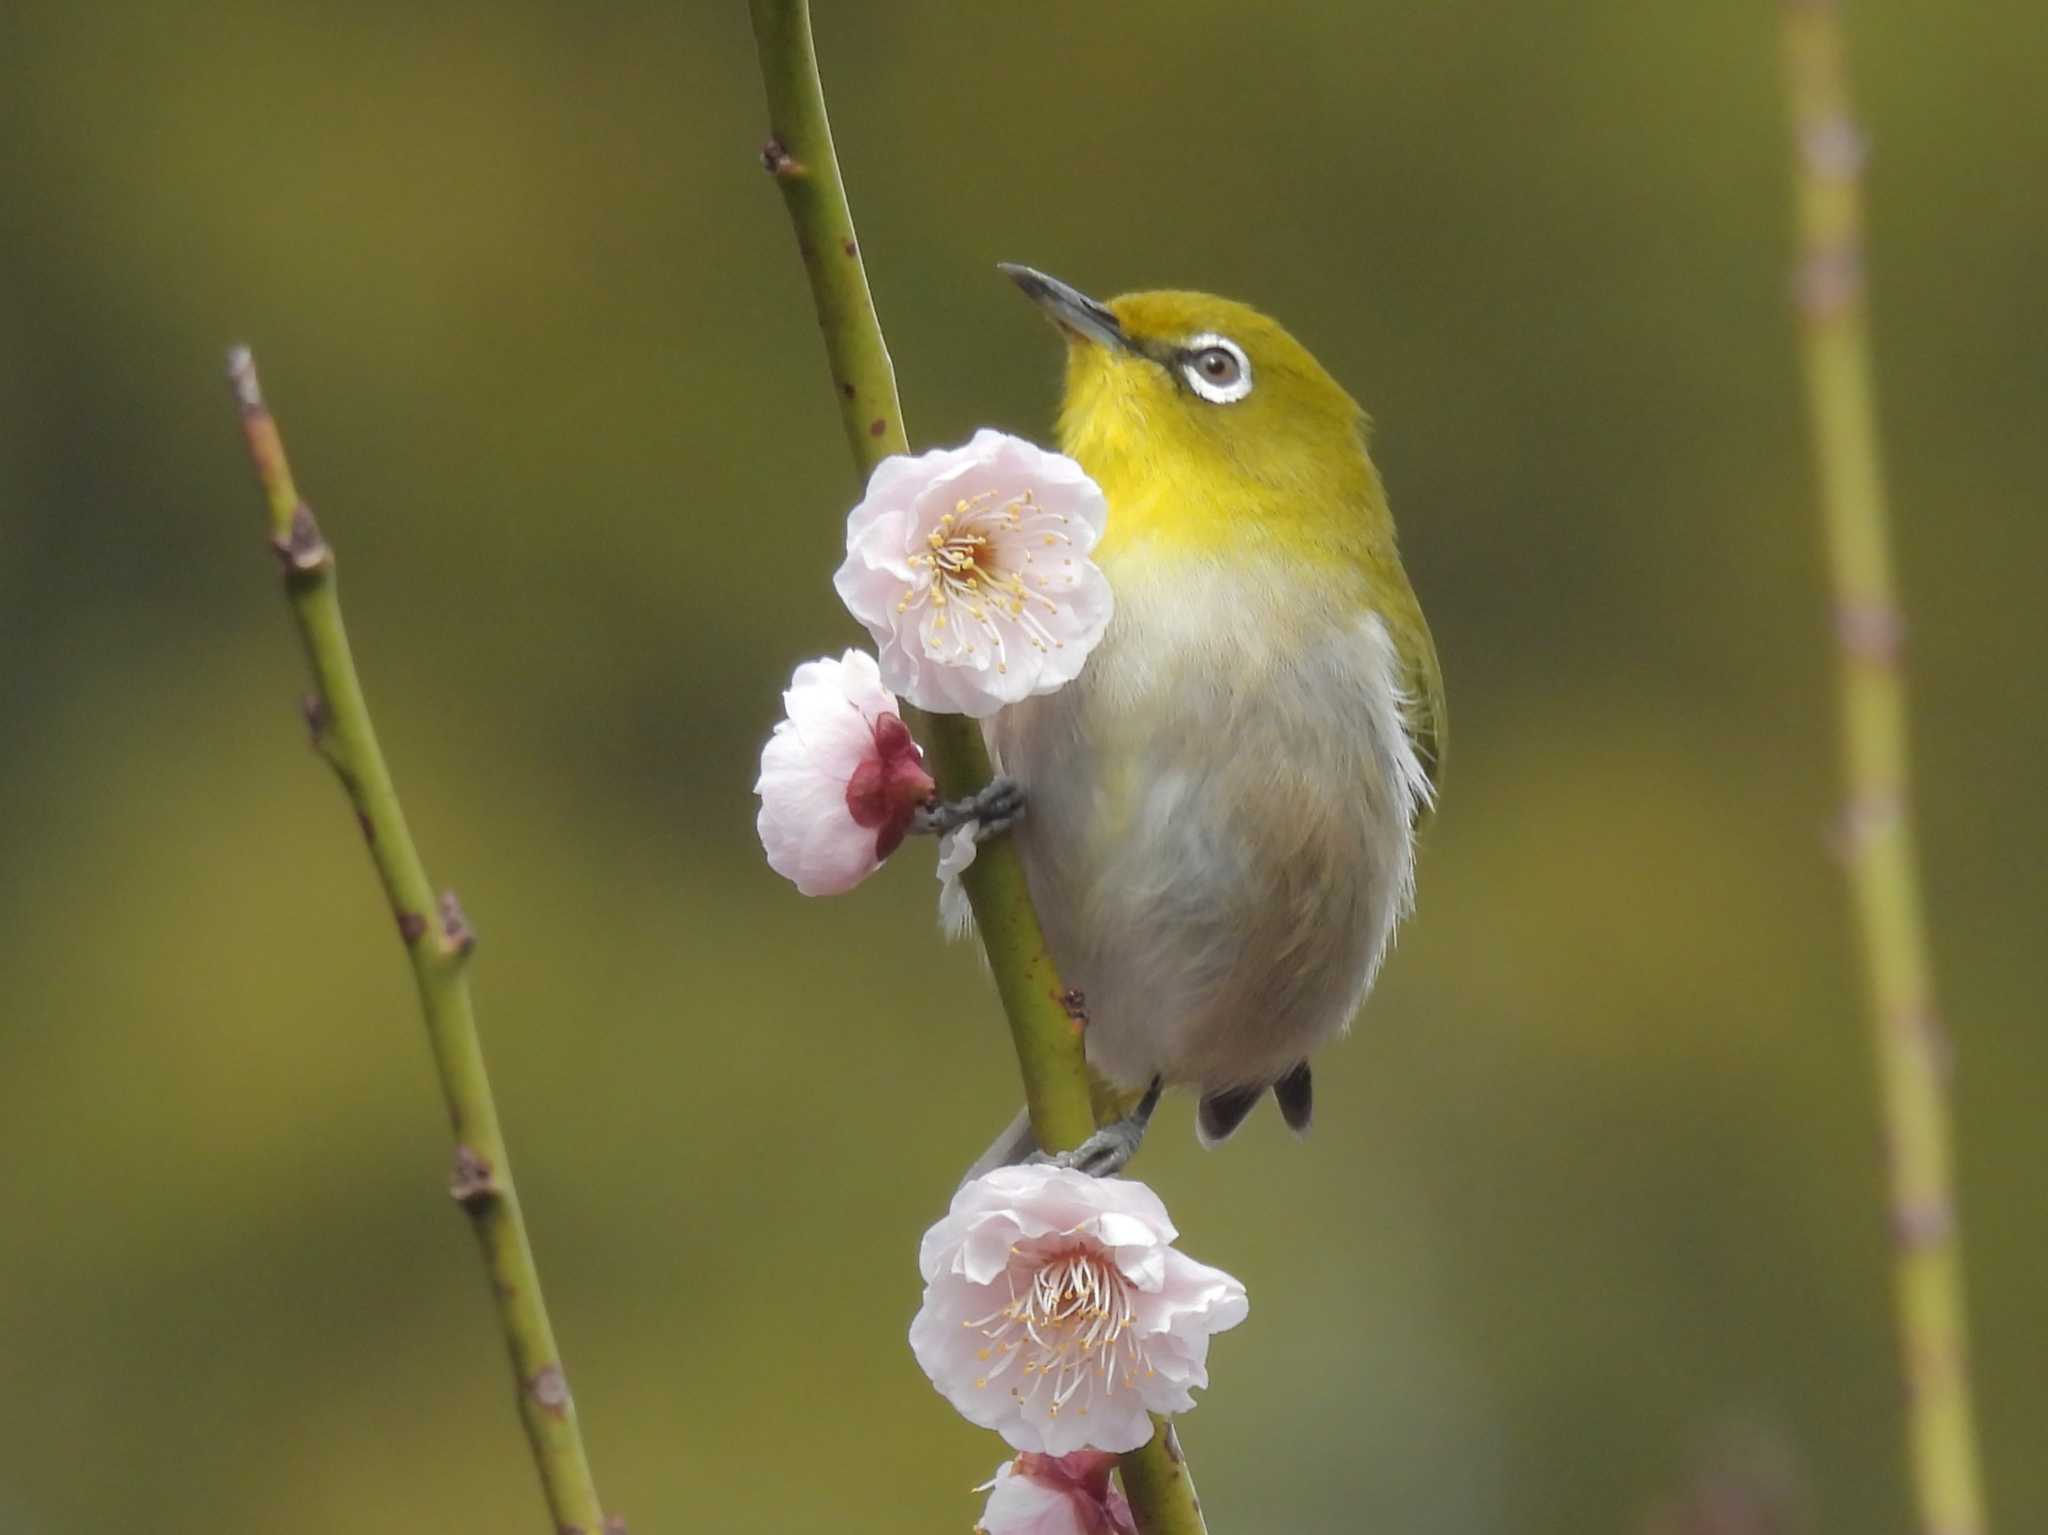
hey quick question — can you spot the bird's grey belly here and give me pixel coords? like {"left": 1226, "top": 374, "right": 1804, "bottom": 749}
{"left": 990, "top": 609, "right": 1415, "bottom": 1095}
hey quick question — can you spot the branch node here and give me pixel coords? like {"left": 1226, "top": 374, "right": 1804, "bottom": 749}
{"left": 270, "top": 502, "right": 334, "bottom": 576}
{"left": 1893, "top": 1195, "right": 1957, "bottom": 1251}
{"left": 1794, "top": 244, "right": 1864, "bottom": 319}
{"left": 397, "top": 910, "right": 428, "bottom": 944}
{"left": 760, "top": 134, "right": 805, "bottom": 179}
{"left": 1835, "top": 599, "right": 1905, "bottom": 663}
{"left": 450, "top": 1143, "right": 502, "bottom": 1207}
{"left": 1825, "top": 792, "right": 1901, "bottom": 862}
{"left": 1895, "top": 1004, "right": 1954, "bottom": 1078}
{"left": 301, "top": 692, "right": 329, "bottom": 744}
{"left": 439, "top": 888, "right": 479, "bottom": 957}
{"left": 1799, "top": 114, "right": 1866, "bottom": 178}
{"left": 1058, "top": 988, "right": 1089, "bottom": 1033}
{"left": 528, "top": 1364, "right": 573, "bottom": 1418}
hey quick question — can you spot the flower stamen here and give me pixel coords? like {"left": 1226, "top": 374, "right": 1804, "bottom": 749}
{"left": 967, "top": 1243, "right": 1146, "bottom": 1423}
{"left": 894, "top": 490, "right": 1083, "bottom": 679}
{"left": 911, "top": 1162, "right": 1247, "bottom": 1455}
{"left": 835, "top": 431, "right": 1112, "bottom": 717}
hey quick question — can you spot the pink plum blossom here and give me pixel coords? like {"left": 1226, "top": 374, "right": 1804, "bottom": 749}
{"left": 975, "top": 1451, "right": 1136, "bottom": 1535}
{"left": 910, "top": 1163, "right": 1249, "bottom": 1456}
{"left": 833, "top": 429, "right": 1113, "bottom": 718}
{"left": 755, "top": 650, "right": 934, "bottom": 895}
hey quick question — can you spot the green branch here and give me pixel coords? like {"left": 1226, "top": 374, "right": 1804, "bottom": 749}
{"left": 226, "top": 350, "right": 618, "bottom": 1535}
{"left": 745, "top": 4, "right": 1206, "bottom": 1529}
{"left": 745, "top": 0, "right": 1096, "bottom": 1161}
{"left": 1779, "top": 8, "right": 1990, "bottom": 1535}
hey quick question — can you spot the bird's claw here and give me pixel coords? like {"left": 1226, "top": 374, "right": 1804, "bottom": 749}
{"left": 1024, "top": 1078, "right": 1163, "bottom": 1179}
{"left": 912, "top": 775, "right": 1025, "bottom": 842}
{"left": 1032, "top": 1128, "right": 1141, "bottom": 1179}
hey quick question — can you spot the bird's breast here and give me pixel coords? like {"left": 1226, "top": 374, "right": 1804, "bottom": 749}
{"left": 989, "top": 547, "right": 1429, "bottom": 1092}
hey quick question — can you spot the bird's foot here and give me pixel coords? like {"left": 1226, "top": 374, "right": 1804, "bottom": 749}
{"left": 1029, "top": 1078, "right": 1163, "bottom": 1178}
{"left": 911, "top": 775, "right": 1025, "bottom": 842}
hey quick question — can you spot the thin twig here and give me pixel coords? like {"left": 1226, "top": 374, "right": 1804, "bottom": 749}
{"left": 1779, "top": 7, "right": 1990, "bottom": 1534}
{"left": 744, "top": 4, "right": 1207, "bottom": 1529}
{"left": 227, "top": 349, "right": 618, "bottom": 1535}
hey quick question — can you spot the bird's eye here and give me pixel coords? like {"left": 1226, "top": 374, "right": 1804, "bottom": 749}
{"left": 1179, "top": 334, "right": 1253, "bottom": 404}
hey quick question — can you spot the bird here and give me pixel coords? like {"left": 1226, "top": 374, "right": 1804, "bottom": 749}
{"left": 962, "top": 264, "right": 1446, "bottom": 1178}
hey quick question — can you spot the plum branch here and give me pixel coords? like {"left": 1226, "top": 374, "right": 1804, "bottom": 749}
{"left": 227, "top": 350, "right": 619, "bottom": 1535}
{"left": 745, "top": 3, "right": 1208, "bottom": 1528}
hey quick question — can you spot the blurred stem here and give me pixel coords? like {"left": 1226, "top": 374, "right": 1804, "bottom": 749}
{"left": 1780, "top": 8, "right": 1989, "bottom": 1535}
{"left": 226, "top": 351, "right": 616, "bottom": 1535}
{"left": 746, "top": 3, "right": 1205, "bottom": 1530}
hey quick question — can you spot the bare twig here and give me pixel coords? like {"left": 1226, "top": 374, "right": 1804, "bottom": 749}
{"left": 1779, "top": 7, "right": 1990, "bottom": 1533}
{"left": 227, "top": 349, "right": 616, "bottom": 1535}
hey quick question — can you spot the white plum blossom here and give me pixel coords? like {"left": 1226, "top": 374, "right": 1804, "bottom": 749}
{"left": 754, "top": 650, "right": 934, "bottom": 895}
{"left": 910, "top": 1163, "right": 1249, "bottom": 1456}
{"left": 833, "top": 429, "right": 1113, "bottom": 718}
{"left": 974, "top": 1451, "right": 1136, "bottom": 1535}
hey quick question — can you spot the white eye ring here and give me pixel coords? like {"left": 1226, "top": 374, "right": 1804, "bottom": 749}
{"left": 1180, "top": 333, "right": 1253, "bottom": 404}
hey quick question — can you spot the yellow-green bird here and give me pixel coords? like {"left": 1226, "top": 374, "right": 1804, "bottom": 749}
{"left": 972, "top": 265, "right": 1445, "bottom": 1175}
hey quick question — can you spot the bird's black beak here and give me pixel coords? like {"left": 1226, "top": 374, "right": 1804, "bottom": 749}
{"left": 999, "top": 263, "right": 1131, "bottom": 353}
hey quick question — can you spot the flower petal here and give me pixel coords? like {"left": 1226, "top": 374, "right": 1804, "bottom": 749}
{"left": 910, "top": 1163, "right": 1246, "bottom": 1455}
{"left": 755, "top": 651, "right": 915, "bottom": 895}
{"left": 831, "top": 431, "right": 1114, "bottom": 718}
{"left": 975, "top": 1453, "right": 1137, "bottom": 1535}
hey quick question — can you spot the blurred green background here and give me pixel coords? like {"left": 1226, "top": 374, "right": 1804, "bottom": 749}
{"left": 3, "top": 2, "right": 2042, "bottom": 1531}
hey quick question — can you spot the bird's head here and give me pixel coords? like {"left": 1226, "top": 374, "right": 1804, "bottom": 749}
{"left": 1000, "top": 265, "right": 1444, "bottom": 788}
{"left": 1000, "top": 264, "right": 1384, "bottom": 557}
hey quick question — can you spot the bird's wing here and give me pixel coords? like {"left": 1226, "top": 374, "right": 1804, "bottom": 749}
{"left": 1383, "top": 592, "right": 1446, "bottom": 822}
{"left": 1406, "top": 617, "right": 1447, "bottom": 810}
